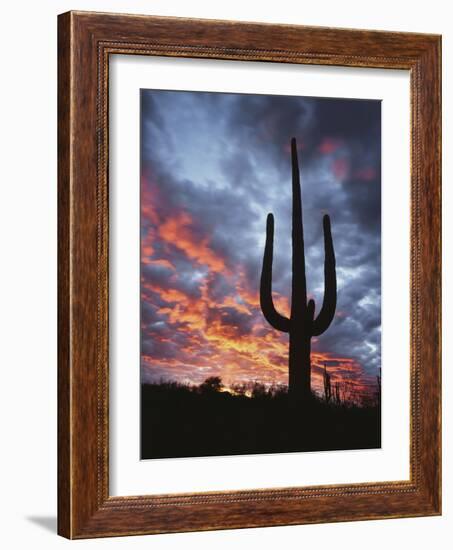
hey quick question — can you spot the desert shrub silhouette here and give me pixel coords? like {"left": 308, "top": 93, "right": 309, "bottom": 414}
{"left": 198, "top": 376, "right": 223, "bottom": 394}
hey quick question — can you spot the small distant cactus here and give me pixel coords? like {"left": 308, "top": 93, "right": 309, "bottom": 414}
{"left": 323, "top": 364, "right": 332, "bottom": 404}
{"left": 260, "top": 138, "right": 337, "bottom": 404}
{"left": 334, "top": 382, "right": 341, "bottom": 406}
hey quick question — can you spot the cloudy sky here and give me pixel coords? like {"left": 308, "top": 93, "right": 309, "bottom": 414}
{"left": 140, "top": 89, "right": 381, "bottom": 399}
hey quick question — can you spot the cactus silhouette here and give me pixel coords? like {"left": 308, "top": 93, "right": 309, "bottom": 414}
{"left": 323, "top": 364, "right": 332, "bottom": 404}
{"left": 260, "top": 137, "right": 337, "bottom": 404}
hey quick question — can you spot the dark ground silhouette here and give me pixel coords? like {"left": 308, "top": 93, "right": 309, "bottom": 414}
{"left": 141, "top": 377, "right": 381, "bottom": 459}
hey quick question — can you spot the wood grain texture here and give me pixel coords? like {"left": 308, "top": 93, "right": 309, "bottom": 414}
{"left": 57, "top": 11, "right": 71, "bottom": 538}
{"left": 57, "top": 10, "right": 441, "bottom": 539}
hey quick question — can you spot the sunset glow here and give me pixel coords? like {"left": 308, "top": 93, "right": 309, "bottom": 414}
{"left": 140, "top": 90, "right": 381, "bottom": 403}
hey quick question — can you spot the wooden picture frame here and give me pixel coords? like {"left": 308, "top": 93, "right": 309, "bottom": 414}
{"left": 58, "top": 10, "right": 441, "bottom": 539}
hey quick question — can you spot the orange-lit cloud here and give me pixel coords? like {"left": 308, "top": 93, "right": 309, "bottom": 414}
{"left": 140, "top": 221, "right": 377, "bottom": 403}
{"left": 158, "top": 211, "right": 227, "bottom": 273}
{"left": 319, "top": 137, "right": 342, "bottom": 154}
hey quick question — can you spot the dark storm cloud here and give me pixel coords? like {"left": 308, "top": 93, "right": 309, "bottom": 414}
{"left": 207, "top": 306, "right": 254, "bottom": 337}
{"left": 140, "top": 88, "right": 381, "bottom": 386}
{"left": 207, "top": 272, "right": 236, "bottom": 302}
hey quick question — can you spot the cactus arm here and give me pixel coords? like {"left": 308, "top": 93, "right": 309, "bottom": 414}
{"left": 260, "top": 213, "right": 290, "bottom": 333}
{"left": 312, "top": 214, "right": 337, "bottom": 336}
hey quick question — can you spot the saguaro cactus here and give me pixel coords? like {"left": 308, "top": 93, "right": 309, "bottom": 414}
{"left": 260, "top": 137, "right": 337, "bottom": 403}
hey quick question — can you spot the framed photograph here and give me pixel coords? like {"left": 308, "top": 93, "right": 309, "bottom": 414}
{"left": 58, "top": 11, "right": 441, "bottom": 539}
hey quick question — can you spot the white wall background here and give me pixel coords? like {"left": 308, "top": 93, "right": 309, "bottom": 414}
{"left": 0, "top": 1, "right": 449, "bottom": 548}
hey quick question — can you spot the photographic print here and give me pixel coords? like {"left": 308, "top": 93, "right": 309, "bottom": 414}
{"left": 140, "top": 89, "right": 381, "bottom": 459}
{"left": 58, "top": 13, "right": 441, "bottom": 537}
